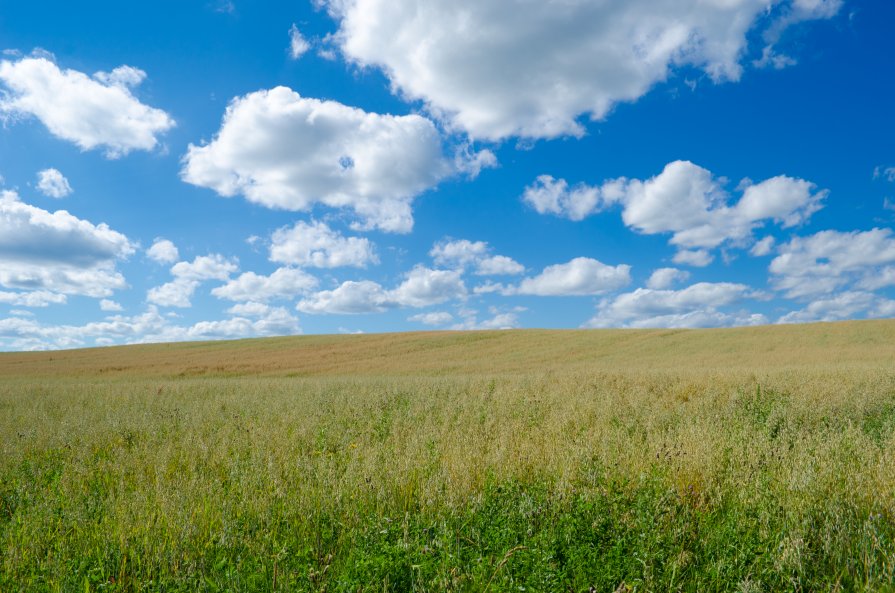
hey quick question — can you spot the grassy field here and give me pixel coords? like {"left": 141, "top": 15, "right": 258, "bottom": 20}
{"left": 2, "top": 321, "right": 895, "bottom": 591}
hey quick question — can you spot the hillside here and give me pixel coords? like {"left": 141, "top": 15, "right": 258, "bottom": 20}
{"left": 2, "top": 319, "right": 894, "bottom": 378}
{"left": 3, "top": 320, "right": 895, "bottom": 591}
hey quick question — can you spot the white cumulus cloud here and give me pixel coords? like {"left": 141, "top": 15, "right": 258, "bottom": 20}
{"left": 617, "top": 161, "right": 824, "bottom": 249}
{"left": 99, "top": 299, "right": 123, "bottom": 312}
{"left": 750, "top": 236, "right": 776, "bottom": 256}
{"left": 0, "top": 305, "right": 302, "bottom": 351}
{"left": 777, "top": 291, "right": 895, "bottom": 324}
{"left": 522, "top": 175, "right": 606, "bottom": 221}
{"left": 212, "top": 267, "right": 319, "bottom": 302}
{"left": 475, "top": 255, "right": 525, "bottom": 276}
{"left": 187, "top": 306, "right": 301, "bottom": 339}
{"left": 181, "top": 86, "right": 486, "bottom": 233}
{"left": 770, "top": 228, "right": 895, "bottom": 298}
{"left": 451, "top": 307, "right": 522, "bottom": 330}
{"left": 673, "top": 249, "right": 714, "bottom": 268}
{"left": 322, "top": 0, "right": 840, "bottom": 140}
{"left": 170, "top": 254, "right": 238, "bottom": 281}
{"left": 297, "top": 280, "right": 391, "bottom": 314}
{"left": 147, "top": 254, "right": 239, "bottom": 308}
{"left": 226, "top": 301, "right": 272, "bottom": 317}
{"left": 755, "top": 0, "right": 843, "bottom": 69}
{"left": 289, "top": 24, "right": 311, "bottom": 59}
{"left": 0, "top": 57, "right": 174, "bottom": 157}
{"left": 146, "top": 238, "right": 179, "bottom": 264}
{"left": 0, "top": 190, "right": 134, "bottom": 296}
{"left": 646, "top": 267, "right": 690, "bottom": 290}
{"left": 525, "top": 161, "right": 825, "bottom": 260}
{"left": 269, "top": 220, "right": 377, "bottom": 268}
{"left": 147, "top": 278, "right": 198, "bottom": 308}
{"left": 509, "top": 257, "right": 631, "bottom": 297}
{"left": 408, "top": 311, "right": 454, "bottom": 326}
{"left": 585, "top": 282, "right": 763, "bottom": 328}
{"left": 297, "top": 266, "right": 466, "bottom": 314}
{"left": 430, "top": 239, "right": 524, "bottom": 276}
{"left": 36, "top": 168, "right": 72, "bottom": 198}
{"left": 0, "top": 290, "right": 66, "bottom": 307}
{"left": 390, "top": 266, "right": 466, "bottom": 307}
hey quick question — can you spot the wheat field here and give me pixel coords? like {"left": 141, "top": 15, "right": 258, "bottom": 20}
{"left": 2, "top": 321, "right": 895, "bottom": 591}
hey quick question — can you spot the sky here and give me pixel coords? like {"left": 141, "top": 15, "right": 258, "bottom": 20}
{"left": 0, "top": 0, "right": 893, "bottom": 350}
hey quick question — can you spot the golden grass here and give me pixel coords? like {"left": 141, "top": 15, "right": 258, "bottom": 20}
{"left": 2, "top": 320, "right": 895, "bottom": 590}
{"left": 2, "top": 318, "right": 894, "bottom": 379}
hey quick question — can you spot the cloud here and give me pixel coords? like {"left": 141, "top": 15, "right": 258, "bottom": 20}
{"left": 475, "top": 255, "right": 525, "bottom": 276}
{"left": 297, "top": 265, "right": 466, "bottom": 314}
{"left": 0, "top": 190, "right": 134, "bottom": 296}
{"left": 755, "top": 0, "right": 843, "bottom": 69}
{"left": 453, "top": 144, "right": 498, "bottom": 178}
{"left": 750, "top": 236, "right": 776, "bottom": 256}
{"left": 146, "top": 238, "right": 179, "bottom": 264}
{"left": 226, "top": 301, "right": 271, "bottom": 317}
{"left": 430, "top": 239, "right": 524, "bottom": 276}
{"left": 585, "top": 282, "right": 763, "bottom": 328}
{"left": 146, "top": 254, "right": 239, "bottom": 308}
{"left": 522, "top": 175, "right": 606, "bottom": 221}
{"left": 389, "top": 266, "right": 466, "bottom": 307}
{"left": 0, "top": 290, "right": 66, "bottom": 307}
{"left": 874, "top": 166, "right": 895, "bottom": 183}
{"left": 777, "top": 291, "right": 895, "bottom": 324}
{"left": 618, "top": 161, "right": 824, "bottom": 248}
{"left": 860, "top": 266, "right": 895, "bottom": 292}
{"left": 297, "top": 280, "right": 390, "bottom": 314}
{"left": 473, "top": 312, "right": 520, "bottom": 330}
{"left": 186, "top": 306, "right": 301, "bottom": 339}
{"left": 508, "top": 257, "right": 630, "bottom": 297}
{"left": 673, "top": 249, "right": 714, "bottom": 267}
{"left": 269, "top": 220, "right": 377, "bottom": 268}
{"left": 322, "top": 0, "right": 839, "bottom": 140}
{"left": 736, "top": 175, "right": 824, "bottom": 227}
{"left": 450, "top": 307, "right": 521, "bottom": 330}
{"left": 170, "top": 254, "right": 238, "bottom": 281}
{"left": 408, "top": 311, "right": 454, "bottom": 326}
{"left": 93, "top": 65, "right": 146, "bottom": 88}
{"left": 0, "top": 57, "right": 174, "bottom": 157}
{"left": 770, "top": 228, "right": 895, "bottom": 298}
{"left": 289, "top": 24, "right": 311, "bottom": 59}
{"left": 36, "top": 168, "right": 72, "bottom": 198}
{"left": 99, "top": 299, "right": 123, "bottom": 312}
{"left": 0, "top": 305, "right": 301, "bottom": 351}
{"left": 212, "top": 267, "right": 319, "bottom": 302}
{"left": 213, "top": 1, "right": 236, "bottom": 14}
{"left": 146, "top": 278, "right": 198, "bottom": 308}
{"left": 181, "top": 86, "right": 485, "bottom": 233}
{"left": 430, "top": 239, "right": 487, "bottom": 266}
{"left": 646, "top": 267, "right": 690, "bottom": 290}
{"left": 526, "top": 161, "right": 825, "bottom": 257}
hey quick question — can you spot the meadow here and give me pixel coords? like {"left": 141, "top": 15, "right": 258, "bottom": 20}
{"left": 2, "top": 321, "right": 895, "bottom": 592}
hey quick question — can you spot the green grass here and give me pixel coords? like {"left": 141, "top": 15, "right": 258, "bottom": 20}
{"left": 2, "top": 322, "right": 895, "bottom": 591}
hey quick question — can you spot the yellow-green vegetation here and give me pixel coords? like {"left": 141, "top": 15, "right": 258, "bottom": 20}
{"left": 2, "top": 321, "right": 895, "bottom": 591}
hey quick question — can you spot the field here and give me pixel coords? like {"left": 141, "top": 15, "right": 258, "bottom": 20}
{"left": 2, "top": 321, "right": 895, "bottom": 592}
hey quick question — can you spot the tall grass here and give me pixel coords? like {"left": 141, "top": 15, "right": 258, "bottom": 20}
{"left": 2, "top": 324, "right": 895, "bottom": 591}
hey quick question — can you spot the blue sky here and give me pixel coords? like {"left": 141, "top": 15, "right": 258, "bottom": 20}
{"left": 1, "top": 0, "right": 893, "bottom": 350}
